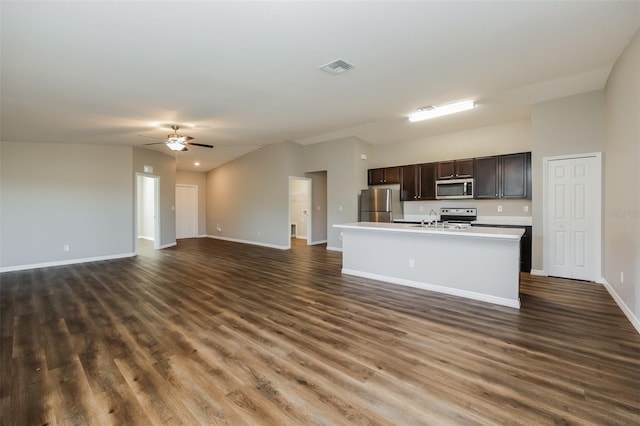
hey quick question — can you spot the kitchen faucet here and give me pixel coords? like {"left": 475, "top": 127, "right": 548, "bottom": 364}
{"left": 429, "top": 209, "right": 438, "bottom": 227}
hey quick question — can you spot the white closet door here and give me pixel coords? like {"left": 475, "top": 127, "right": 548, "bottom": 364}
{"left": 176, "top": 185, "right": 197, "bottom": 239}
{"left": 548, "top": 160, "right": 572, "bottom": 278}
{"left": 546, "top": 155, "right": 600, "bottom": 281}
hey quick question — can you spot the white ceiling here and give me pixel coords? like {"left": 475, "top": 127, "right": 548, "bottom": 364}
{"left": 1, "top": 1, "right": 638, "bottom": 172}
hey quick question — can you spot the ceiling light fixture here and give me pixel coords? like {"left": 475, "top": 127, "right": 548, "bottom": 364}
{"left": 166, "top": 125, "right": 192, "bottom": 151}
{"left": 408, "top": 100, "right": 475, "bottom": 122}
{"left": 166, "top": 139, "right": 187, "bottom": 151}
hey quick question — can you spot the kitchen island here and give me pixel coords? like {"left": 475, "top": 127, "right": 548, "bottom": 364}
{"left": 334, "top": 222, "right": 524, "bottom": 308}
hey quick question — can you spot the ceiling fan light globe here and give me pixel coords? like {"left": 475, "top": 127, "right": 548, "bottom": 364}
{"left": 167, "top": 141, "right": 187, "bottom": 151}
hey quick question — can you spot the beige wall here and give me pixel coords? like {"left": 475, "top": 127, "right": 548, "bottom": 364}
{"left": 530, "top": 90, "right": 606, "bottom": 271}
{"left": 0, "top": 142, "right": 134, "bottom": 269}
{"left": 206, "top": 141, "right": 304, "bottom": 248}
{"left": 176, "top": 170, "right": 207, "bottom": 236}
{"left": 204, "top": 136, "right": 370, "bottom": 250}
{"left": 604, "top": 29, "right": 639, "bottom": 323}
{"left": 304, "top": 136, "right": 371, "bottom": 249}
{"left": 370, "top": 120, "right": 531, "bottom": 167}
{"left": 370, "top": 120, "right": 532, "bottom": 218}
{"left": 132, "top": 148, "right": 177, "bottom": 247}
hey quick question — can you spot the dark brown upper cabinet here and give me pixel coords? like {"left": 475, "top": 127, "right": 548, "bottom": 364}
{"left": 436, "top": 159, "right": 474, "bottom": 179}
{"left": 474, "top": 152, "right": 531, "bottom": 199}
{"left": 400, "top": 163, "right": 437, "bottom": 201}
{"left": 368, "top": 166, "right": 401, "bottom": 185}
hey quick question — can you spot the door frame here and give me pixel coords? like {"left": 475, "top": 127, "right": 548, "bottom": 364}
{"left": 542, "top": 152, "right": 602, "bottom": 281}
{"left": 176, "top": 184, "right": 198, "bottom": 239}
{"left": 135, "top": 172, "right": 161, "bottom": 253}
{"left": 288, "top": 176, "right": 312, "bottom": 249}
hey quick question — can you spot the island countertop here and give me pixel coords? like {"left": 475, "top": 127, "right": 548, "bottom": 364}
{"left": 334, "top": 221, "right": 524, "bottom": 240}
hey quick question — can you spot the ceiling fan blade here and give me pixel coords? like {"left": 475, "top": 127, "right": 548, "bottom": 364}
{"left": 143, "top": 142, "right": 165, "bottom": 146}
{"left": 187, "top": 142, "right": 214, "bottom": 148}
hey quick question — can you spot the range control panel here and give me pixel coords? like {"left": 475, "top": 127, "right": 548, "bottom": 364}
{"left": 440, "top": 208, "right": 477, "bottom": 217}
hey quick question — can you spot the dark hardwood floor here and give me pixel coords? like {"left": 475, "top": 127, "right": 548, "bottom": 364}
{"left": 1, "top": 237, "right": 639, "bottom": 425}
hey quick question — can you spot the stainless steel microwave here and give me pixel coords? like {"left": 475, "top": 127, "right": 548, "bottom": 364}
{"left": 436, "top": 178, "right": 474, "bottom": 199}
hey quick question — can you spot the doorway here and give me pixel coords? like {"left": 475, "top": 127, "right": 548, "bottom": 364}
{"left": 135, "top": 173, "right": 160, "bottom": 252}
{"left": 289, "top": 177, "right": 311, "bottom": 248}
{"left": 543, "top": 152, "right": 602, "bottom": 281}
{"left": 176, "top": 184, "right": 198, "bottom": 239}
{"left": 306, "top": 171, "right": 328, "bottom": 245}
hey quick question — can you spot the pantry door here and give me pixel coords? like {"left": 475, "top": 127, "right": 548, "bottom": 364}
{"left": 545, "top": 153, "right": 601, "bottom": 281}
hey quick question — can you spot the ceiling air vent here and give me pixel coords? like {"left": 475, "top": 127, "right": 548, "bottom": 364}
{"left": 319, "top": 59, "right": 354, "bottom": 75}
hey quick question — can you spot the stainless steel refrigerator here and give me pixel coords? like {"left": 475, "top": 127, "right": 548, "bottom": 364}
{"left": 359, "top": 188, "right": 403, "bottom": 222}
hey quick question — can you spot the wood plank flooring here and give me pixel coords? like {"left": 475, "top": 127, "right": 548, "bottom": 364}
{"left": 1, "top": 237, "right": 639, "bottom": 425}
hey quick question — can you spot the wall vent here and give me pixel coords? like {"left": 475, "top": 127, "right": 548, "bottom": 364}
{"left": 319, "top": 59, "right": 354, "bottom": 75}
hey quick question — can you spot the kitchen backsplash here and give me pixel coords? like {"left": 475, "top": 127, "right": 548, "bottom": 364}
{"left": 403, "top": 199, "right": 532, "bottom": 217}
{"left": 367, "top": 184, "right": 532, "bottom": 218}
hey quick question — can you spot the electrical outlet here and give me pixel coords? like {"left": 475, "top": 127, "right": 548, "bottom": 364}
{"left": 258, "top": 231, "right": 261, "bottom": 237}
{"left": 620, "top": 272, "right": 624, "bottom": 284}
{"left": 497, "top": 205, "right": 503, "bottom": 212}
{"left": 408, "top": 258, "right": 415, "bottom": 268}
{"left": 63, "top": 244, "right": 70, "bottom": 252}
{"left": 524, "top": 205, "right": 529, "bottom": 213}
{"left": 339, "top": 205, "right": 343, "bottom": 212}
{"left": 419, "top": 205, "right": 424, "bottom": 212}
{"left": 216, "top": 224, "right": 222, "bottom": 233}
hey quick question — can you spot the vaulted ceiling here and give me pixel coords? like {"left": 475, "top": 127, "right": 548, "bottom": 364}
{"left": 1, "top": 1, "right": 638, "bottom": 171}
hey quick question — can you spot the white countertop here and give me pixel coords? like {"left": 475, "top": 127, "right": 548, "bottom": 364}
{"left": 472, "top": 216, "right": 532, "bottom": 226}
{"left": 334, "top": 222, "right": 524, "bottom": 240}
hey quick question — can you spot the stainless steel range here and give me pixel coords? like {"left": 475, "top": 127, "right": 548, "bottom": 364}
{"left": 440, "top": 207, "right": 477, "bottom": 225}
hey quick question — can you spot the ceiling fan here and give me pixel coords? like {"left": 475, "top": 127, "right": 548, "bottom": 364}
{"left": 143, "top": 125, "right": 214, "bottom": 151}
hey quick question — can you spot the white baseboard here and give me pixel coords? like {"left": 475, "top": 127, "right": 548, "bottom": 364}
{"left": 326, "top": 246, "right": 343, "bottom": 252}
{"left": 530, "top": 269, "right": 545, "bottom": 276}
{"left": 0, "top": 252, "right": 136, "bottom": 273}
{"left": 294, "top": 236, "right": 308, "bottom": 240}
{"left": 342, "top": 268, "right": 520, "bottom": 309}
{"left": 206, "top": 235, "right": 289, "bottom": 250}
{"left": 308, "top": 240, "right": 327, "bottom": 246}
{"left": 159, "top": 242, "right": 177, "bottom": 249}
{"left": 601, "top": 278, "right": 640, "bottom": 335}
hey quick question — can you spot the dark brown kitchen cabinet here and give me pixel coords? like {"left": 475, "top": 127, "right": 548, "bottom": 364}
{"left": 474, "top": 156, "right": 500, "bottom": 199}
{"left": 471, "top": 224, "right": 532, "bottom": 272}
{"left": 474, "top": 152, "right": 531, "bottom": 199}
{"left": 437, "top": 158, "right": 474, "bottom": 179}
{"left": 502, "top": 152, "right": 531, "bottom": 198}
{"left": 368, "top": 166, "right": 401, "bottom": 185}
{"left": 400, "top": 163, "right": 436, "bottom": 201}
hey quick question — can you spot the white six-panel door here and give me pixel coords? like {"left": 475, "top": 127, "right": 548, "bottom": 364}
{"left": 545, "top": 154, "right": 601, "bottom": 281}
{"left": 176, "top": 185, "right": 197, "bottom": 239}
